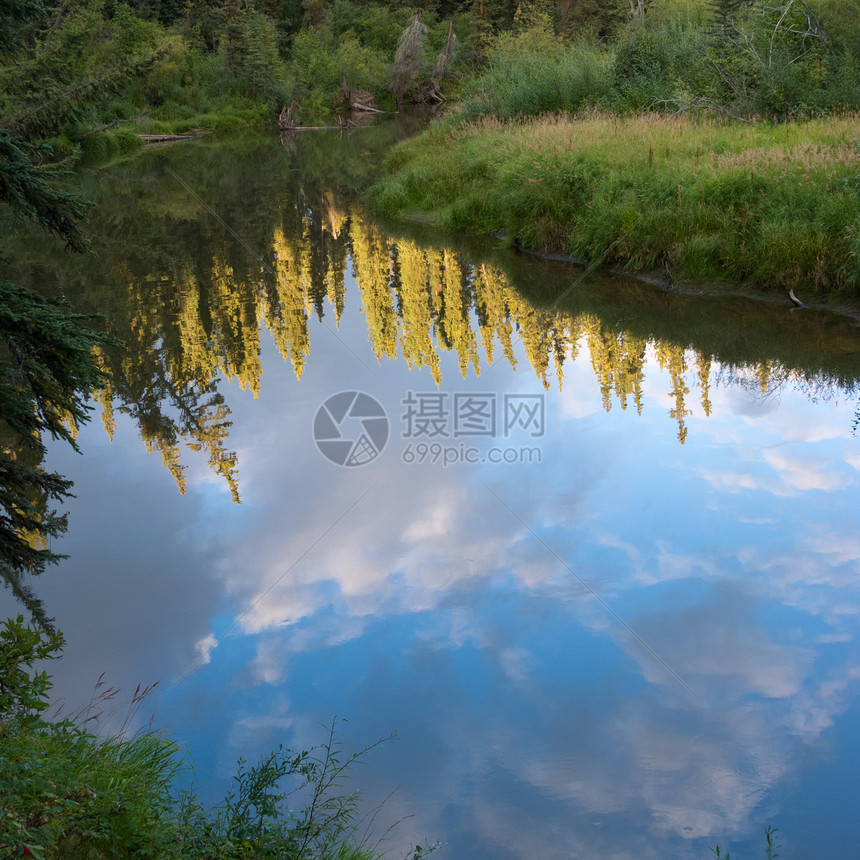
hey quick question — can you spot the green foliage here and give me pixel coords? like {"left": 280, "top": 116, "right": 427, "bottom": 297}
{"left": 0, "top": 615, "right": 63, "bottom": 725}
{"left": 0, "top": 131, "right": 91, "bottom": 253}
{"left": 458, "top": 30, "right": 612, "bottom": 119}
{"left": 291, "top": 25, "right": 389, "bottom": 121}
{"left": 0, "top": 280, "right": 118, "bottom": 627}
{"left": 0, "top": 618, "right": 181, "bottom": 859}
{"left": 697, "top": 0, "right": 854, "bottom": 118}
{"left": 557, "top": 0, "right": 630, "bottom": 41}
{"left": 240, "top": 8, "right": 289, "bottom": 104}
{"left": 0, "top": 0, "right": 164, "bottom": 141}
{"left": 0, "top": 0, "right": 123, "bottom": 630}
{"left": 610, "top": 22, "right": 706, "bottom": 111}
{"left": 713, "top": 824, "right": 781, "bottom": 859}
{"left": 0, "top": 281, "right": 115, "bottom": 459}
{"left": 0, "top": 620, "right": 433, "bottom": 860}
{"left": 174, "top": 723, "right": 398, "bottom": 859}
{"left": 0, "top": 0, "right": 47, "bottom": 55}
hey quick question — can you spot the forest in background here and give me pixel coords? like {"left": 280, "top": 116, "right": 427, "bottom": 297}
{"left": 2, "top": 0, "right": 859, "bottom": 161}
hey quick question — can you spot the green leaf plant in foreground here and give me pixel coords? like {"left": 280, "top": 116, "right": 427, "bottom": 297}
{"left": 0, "top": 616, "right": 439, "bottom": 860}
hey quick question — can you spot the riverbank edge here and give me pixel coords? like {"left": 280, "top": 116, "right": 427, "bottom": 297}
{"left": 497, "top": 231, "right": 860, "bottom": 323}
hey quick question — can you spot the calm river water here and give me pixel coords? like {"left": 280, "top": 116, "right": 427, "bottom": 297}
{"left": 4, "top": 120, "right": 860, "bottom": 859}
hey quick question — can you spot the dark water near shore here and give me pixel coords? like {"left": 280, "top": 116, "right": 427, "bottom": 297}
{"left": 3, "top": 121, "right": 860, "bottom": 859}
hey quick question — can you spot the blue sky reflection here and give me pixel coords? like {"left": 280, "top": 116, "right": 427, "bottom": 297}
{"left": 6, "top": 269, "right": 860, "bottom": 860}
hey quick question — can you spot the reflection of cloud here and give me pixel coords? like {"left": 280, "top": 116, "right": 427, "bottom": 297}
{"left": 195, "top": 634, "right": 218, "bottom": 666}
{"left": 498, "top": 647, "right": 534, "bottom": 682}
{"left": 701, "top": 446, "right": 854, "bottom": 498}
{"left": 763, "top": 449, "right": 853, "bottom": 493}
{"left": 625, "top": 592, "right": 811, "bottom": 699}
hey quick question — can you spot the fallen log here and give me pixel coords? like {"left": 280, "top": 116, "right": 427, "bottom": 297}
{"left": 138, "top": 133, "right": 203, "bottom": 144}
{"left": 789, "top": 289, "right": 808, "bottom": 309}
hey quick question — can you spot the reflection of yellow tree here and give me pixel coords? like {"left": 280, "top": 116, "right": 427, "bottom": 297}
{"left": 106, "top": 192, "right": 755, "bottom": 506}
{"left": 474, "top": 262, "right": 517, "bottom": 370}
{"left": 393, "top": 239, "right": 441, "bottom": 384}
{"left": 433, "top": 249, "right": 480, "bottom": 378}
{"left": 697, "top": 352, "right": 712, "bottom": 417}
{"left": 757, "top": 360, "right": 773, "bottom": 395}
{"left": 110, "top": 260, "right": 242, "bottom": 501}
{"left": 209, "top": 257, "right": 263, "bottom": 396}
{"left": 92, "top": 346, "right": 116, "bottom": 442}
{"left": 585, "top": 317, "right": 648, "bottom": 414}
{"left": 350, "top": 211, "right": 398, "bottom": 363}
{"left": 269, "top": 225, "right": 311, "bottom": 379}
{"left": 656, "top": 342, "right": 692, "bottom": 444}
{"left": 323, "top": 191, "right": 348, "bottom": 325}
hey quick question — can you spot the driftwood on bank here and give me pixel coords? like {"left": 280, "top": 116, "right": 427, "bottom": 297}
{"left": 279, "top": 124, "right": 377, "bottom": 131}
{"left": 789, "top": 289, "right": 808, "bottom": 309}
{"left": 138, "top": 133, "right": 203, "bottom": 146}
{"left": 279, "top": 97, "right": 385, "bottom": 132}
{"left": 279, "top": 101, "right": 301, "bottom": 131}
{"left": 333, "top": 85, "right": 390, "bottom": 114}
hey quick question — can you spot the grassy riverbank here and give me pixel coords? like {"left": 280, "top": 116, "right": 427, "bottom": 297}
{"left": 368, "top": 112, "right": 860, "bottom": 302}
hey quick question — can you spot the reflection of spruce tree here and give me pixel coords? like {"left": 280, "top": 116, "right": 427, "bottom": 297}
{"left": 507, "top": 290, "right": 555, "bottom": 389}
{"left": 300, "top": 209, "right": 329, "bottom": 323}
{"left": 622, "top": 334, "right": 648, "bottom": 416}
{"left": 348, "top": 211, "right": 398, "bottom": 362}
{"left": 590, "top": 324, "right": 648, "bottom": 414}
{"left": 656, "top": 342, "right": 692, "bottom": 444}
{"left": 111, "top": 267, "right": 242, "bottom": 502}
{"left": 93, "top": 348, "right": 117, "bottom": 442}
{"left": 551, "top": 328, "right": 568, "bottom": 393}
{"left": 435, "top": 250, "right": 480, "bottom": 378}
{"left": 322, "top": 191, "right": 348, "bottom": 326}
{"left": 392, "top": 239, "right": 441, "bottom": 384}
{"left": 585, "top": 316, "right": 617, "bottom": 411}
{"left": 756, "top": 360, "right": 773, "bottom": 395}
{"left": 209, "top": 257, "right": 263, "bottom": 396}
{"left": 172, "top": 268, "right": 217, "bottom": 388}
{"left": 185, "top": 395, "right": 241, "bottom": 504}
{"left": 324, "top": 233, "right": 348, "bottom": 327}
{"left": 269, "top": 225, "right": 311, "bottom": 378}
{"left": 696, "top": 353, "right": 713, "bottom": 417}
{"left": 473, "top": 263, "right": 517, "bottom": 370}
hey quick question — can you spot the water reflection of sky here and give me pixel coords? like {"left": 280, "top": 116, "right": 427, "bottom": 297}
{"left": 7, "top": 263, "right": 860, "bottom": 859}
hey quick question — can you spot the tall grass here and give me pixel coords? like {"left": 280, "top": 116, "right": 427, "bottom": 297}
{"left": 368, "top": 112, "right": 860, "bottom": 299}
{"left": 458, "top": 28, "right": 613, "bottom": 121}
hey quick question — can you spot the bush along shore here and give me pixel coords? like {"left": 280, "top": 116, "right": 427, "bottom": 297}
{"left": 368, "top": 111, "right": 860, "bottom": 304}
{"left": 0, "top": 617, "right": 436, "bottom": 860}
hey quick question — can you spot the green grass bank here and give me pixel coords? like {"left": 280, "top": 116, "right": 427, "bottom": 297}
{"left": 368, "top": 112, "right": 860, "bottom": 303}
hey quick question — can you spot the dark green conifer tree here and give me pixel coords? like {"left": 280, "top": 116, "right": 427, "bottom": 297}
{"left": 1, "top": 1, "right": 119, "bottom": 629}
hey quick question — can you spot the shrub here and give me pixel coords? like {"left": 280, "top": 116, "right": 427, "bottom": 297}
{"left": 0, "top": 616, "right": 434, "bottom": 860}
{"left": 458, "top": 32, "right": 613, "bottom": 120}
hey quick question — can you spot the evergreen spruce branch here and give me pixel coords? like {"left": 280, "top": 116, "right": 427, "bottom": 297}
{"left": 0, "top": 563, "right": 55, "bottom": 631}
{"left": 3, "top": 49, "right": 166, "bottom": 143}
{"left": 0, "top": 281, "right": 119, "bottom": 453}
{"left": 0, "top": 129, "right": 91, "bottom": 253}
{"left": 0, "top": 0, "right": 48, "bottom": 54}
